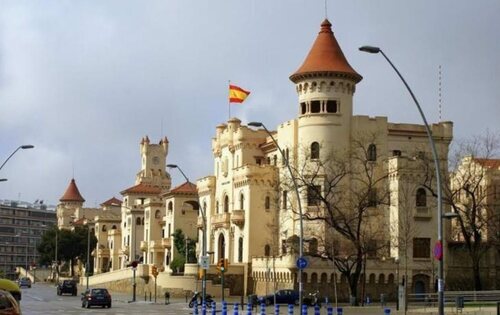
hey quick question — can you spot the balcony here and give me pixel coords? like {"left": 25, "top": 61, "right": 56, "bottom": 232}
{"left": 212, "top": 213, "right": 231, "bottom": 229}
{"left": 231, "top": 210, "right": 245, "bottom": 227}
{"left": 120, "top": 246, "right": 129, "bottom": 255}
{"left": 98, "top": 248, "right": 110, "bottom": 257}
{"left": 140, "top": 241, "right": 148, "bottom": 251}
{"left": 161, "top": 237, "right": 172, "bottom": 249}
{"left": 150, "top": 240, "right": 164, "bottom": 250}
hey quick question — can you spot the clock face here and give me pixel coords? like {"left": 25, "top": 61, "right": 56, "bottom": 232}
{"left": 152, "top": 157, "right": 160, "bottom": 165}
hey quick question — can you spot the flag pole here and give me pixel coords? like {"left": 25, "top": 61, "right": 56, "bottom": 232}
{"left": 228, "top": 80, "right": 231, "bottom": 120}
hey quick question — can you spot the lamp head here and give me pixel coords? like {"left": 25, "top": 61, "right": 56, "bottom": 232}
{"left": 0, "top": 178, "right": 7, "bottom": 182}
{"left": 166, "top": 164, "right": 178, "bottom": 169}
{"left": 248, "top": 122, "right": 263, "bottom": 128}
{"left": 359, "top": 46, "right": 381, "bottom": 54}
{"left": 21, "top": 145, "right": 34, "bottom": 149}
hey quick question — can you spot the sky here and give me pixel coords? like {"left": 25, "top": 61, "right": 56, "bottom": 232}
{"left": 1, "top": 0, "right": 499, "bottom": 207}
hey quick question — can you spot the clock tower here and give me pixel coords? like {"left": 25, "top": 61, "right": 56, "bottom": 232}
{"left": 136, "top": 135, "right": 171, "bottom": 191}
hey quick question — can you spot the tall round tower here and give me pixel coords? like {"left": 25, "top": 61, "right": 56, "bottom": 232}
{"left": 290, "top": 19, "right": 362, "bottom": 159}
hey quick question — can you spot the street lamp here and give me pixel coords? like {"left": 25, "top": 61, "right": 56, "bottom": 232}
{"left": 168, "top": 164, "right": 208, "bottom": 306}
{"left": 85, "top": 219, "right": 93, "bottom": 290}
{"left": 0, "top": 179, "right": 7, "bottom": 182}
{"left": 0, "top": 145, "right": 35, "bottom": 171}
{"left": 247, "top": 121, "right": 305, "bottom": 309}
{"left": 359, "top": 46, "right": 445, "bottom": 315}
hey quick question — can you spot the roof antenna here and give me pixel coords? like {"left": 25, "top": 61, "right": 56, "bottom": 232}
{"left": 438, "top": 65, "right": 442, "bottom": 121}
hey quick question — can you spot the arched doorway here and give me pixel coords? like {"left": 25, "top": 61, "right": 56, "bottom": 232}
{"left": 413, "top": 274, "right": 430, "bottom": 300}
{"left": 218, "top": 234, "right": 225, "bottom": 260}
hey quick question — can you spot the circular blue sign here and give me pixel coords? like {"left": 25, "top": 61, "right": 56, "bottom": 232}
{"left": 296, "top": 257, "right": 308, "bottom": 269}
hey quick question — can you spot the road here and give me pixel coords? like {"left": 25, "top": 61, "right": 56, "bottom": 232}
{"left": 18, "top": 282, "right": 498, "bottom": 314}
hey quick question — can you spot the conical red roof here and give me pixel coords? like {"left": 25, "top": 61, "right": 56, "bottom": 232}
{"left": 59, "top": 178, "right": 85, "bottom": 202}
{"left": 290, "top": 19, "right": 362, "bottom": 83}
{"left": 170, "top": 181, "right": 197, "bottom": 194}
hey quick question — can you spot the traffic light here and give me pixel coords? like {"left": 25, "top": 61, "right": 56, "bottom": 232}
{"left": 151, "top": 265, "right": 158, "bottom": 277}
{"left": 217, "top": 258, "right": 229, "bottom": 272}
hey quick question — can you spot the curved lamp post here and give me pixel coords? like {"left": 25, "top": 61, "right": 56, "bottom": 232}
{"left": 0, "top": 145, "right": 35, "bottom": 171}
{"left": 248, "top": 121, "right": 305, "bottom": 309}
{"left": 167, "top": 164, "right": 208, "bottom": 306}
{"left": 359, "top": 46, "right": 444, "bottom": 315}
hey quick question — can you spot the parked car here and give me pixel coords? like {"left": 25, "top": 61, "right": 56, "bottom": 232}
{"left": 260, "top": 289, "right": 300, "bottom": 305}
{"left": 17, "top": 278, "right": 31, "bottom": 289}
{"left": 81, "top": 288, "right": 111, "bottom": 309}
{"left": 0, "top": 289, "right": 22, "bottom": 315}
{"left": 0, "top": 279, "right": 21, "bottom": 302}
{"left": 57, "top": 280, "right": 77, "bottom": 296}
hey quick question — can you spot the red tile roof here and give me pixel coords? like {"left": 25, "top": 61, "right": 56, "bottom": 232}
{"left": 290, "top": 19, "right": 362, "bottom": 83}
{"left": 59, "top": 178, "right": 85, "bottom": 202}
{"left": 170, "top": 181, "right": 197, "bottom": 194}
{"left": 100, "top": 197, "right": 122, "bottom": 207}
{"left": 474, "top": 158, "right": 500, "bottom": 169}
{"left": 120, "top": 183, "right": 162, "bottom": 195}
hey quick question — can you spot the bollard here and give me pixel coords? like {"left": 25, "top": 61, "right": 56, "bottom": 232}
{"left": 274, "top": 304, "right": 279, "bottom": 315}
{"left": 336, "top": 307, "right": 343, "bottom": 315}
{"left": 233, "top": 303, "right": 239, "bottom": 315}
{"left": 149, "top": 291, "right": 152, "bottom": 302}
{"left": 327, "top": 305, "right": 333, "bottom": 315}
{"left": 384, "top": 308, "right": 391, "bottom": 315}
{"left": 302, "top": 303, "right": 308, "bottom": 315}
{"left": 260, "top": 303, "right": 266, "bottom": 315}
{"left": 247, "top": 303, "right": 252, "bottom": 315}
{"left": 288, "top": 304, "right": 294, "bottom": 315}
{"left": 222, "top": 301, "right": 228, "bottom": 315}
{"left": 194, "top": 300, "right": 199, "bottom": 315}
{"left": 144, "top": 291, "right": 147, "bottom": 301}
{"left": 314, "top": 304, "right": 320, "bottom": 315}
{"left": 211, "top": 301, "right": 217, "bottom": 315}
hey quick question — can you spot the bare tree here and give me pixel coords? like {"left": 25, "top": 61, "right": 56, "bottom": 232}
{"left": 282, "top": 133, "right": 392, "bottom": 305}
{"left": 419, "top": 131, "right": 500, "bottom": 290}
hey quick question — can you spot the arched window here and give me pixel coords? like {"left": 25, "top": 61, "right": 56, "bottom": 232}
{"left": 239, "top": 193, "right": 244, "bottom": 210}
{"left": 102, "top": 225, "right": 107, "bottom": 232}
{"left": 136, "top": 217, "right": 141, "bottom": 225}
{"left": 238, "top": 237, "right": 243, "bottom": 262}
{"left": 265, "top": 196, "right": 270, "bottom": 210}
{"left": 369, "top": 273, "right": 376, "bottom": 284}
{"left": 285, "top": 148, "right": 290, "bottom": 165}
{"left": 216, "top": 201, "right": 219, "bottom": 214}
{"left": 416, "top": 188, "right": 427, "bottom": 207}
{"left": 168, "top": 201, "right": 173, "bottom": 212}
{"left": 141, "top": 217, "right": 144, "bottom": 225}
{"left": 224, "top": 195, "right": 229, "bottom": 213}
{"left": 112, "top": 225, "right": 117, "bottom": 229}
{"left": 264, "top": 244, "right": 271, "bottom": 256}
{"left": 378, "top": 273, "right": 385, "bottom": 284}
{"left": 218, "top": 234, "right": 225, "bottom": 260}
{"left": 310, "top": 142, "right": 320, "bottom": 159}
{"left": 368, "top": 144, "right": 377, "bottom": 161}
{"left": 155, "top": 210, "right": 161, "bottom": 219}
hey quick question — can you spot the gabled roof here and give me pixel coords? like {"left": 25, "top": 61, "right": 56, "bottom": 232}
{"left": 290, "top": 19, "right": 362, "bottom": 83}
{"left": 59, "top": 178, "right": 85, "bottom": 202}
{"left": 170, "top": 181, "right": 197, "bottom": 194}
{"left": 100, "top": 197, "right": 122, "bottom": 207}
{"left": 120, "top": 183, "right": 162, "bottom": 195}
{"left": 474, "top": 158, "right": 500, "bottom": 169}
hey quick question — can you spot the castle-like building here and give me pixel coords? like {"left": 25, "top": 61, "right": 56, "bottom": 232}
{"left": 55, "top": 18, "right": 500, "bottom": 302}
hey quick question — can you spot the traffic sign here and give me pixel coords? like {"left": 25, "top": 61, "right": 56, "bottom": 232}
{"left": 296, "top": 257, "right": 308, "bottom": 269}
{"left": 433, "top": 240, "right": 443, "bottom": 261}
{"left": 199, "top": 255, "right": 210, "bottom": 270}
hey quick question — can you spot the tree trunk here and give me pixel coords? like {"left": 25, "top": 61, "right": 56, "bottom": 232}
{"left": 472, "top": 259, "right": 482, "bottom": 290}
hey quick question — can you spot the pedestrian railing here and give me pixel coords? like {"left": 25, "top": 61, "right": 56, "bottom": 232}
{"left": 191, "top": 301, "right": 393, "bottom": 314}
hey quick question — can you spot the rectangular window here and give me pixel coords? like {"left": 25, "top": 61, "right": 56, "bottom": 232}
{"left": 392, "top": 150, "right": 402, "bottom": 156}
{"left": 307, "top": 185, "right": 322, "bottom": 206}
{"left": 413, "top": 238, "right": 430, "bottom": 258}
{"left": 310, "top": 100, "right": 321, "bottom": 113}
{"left": 282, "top": 191, "right": 288, "bottom": 209}
{"left": 326, "top": 100, "right": 337, "bottom": 113}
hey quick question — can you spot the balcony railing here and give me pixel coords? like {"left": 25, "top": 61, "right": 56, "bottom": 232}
{"left": 161, "top": 237, "right": 171, "bottom": 249}
{"left": 414, "top": 206, "right": 431, "bottom": 219}
{"left": 231, "top": 210, "right": 245, "bottom": 227}
{"left": 140, "top": 241, "right": 148, "bottom": 251}
{"left": 120, "top": 246, "right": 129, "bottom": 255}
{"left": 212, "top": 213, "right": 231, "bottom": 228}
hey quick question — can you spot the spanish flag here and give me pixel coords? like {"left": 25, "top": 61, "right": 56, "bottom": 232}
{"left": 229, "top": 84, "right": 250, "bottom": 103}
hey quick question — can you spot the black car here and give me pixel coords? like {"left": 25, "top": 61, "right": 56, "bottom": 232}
{"left": 260, "top": 289, "right": 300, "bottom": 305}
{"left": 81, "top": 288, "right": 112, "bottom": 308}
{"left": 57, "top": 280, "right": 77, "bottom": 296}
